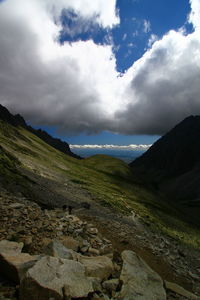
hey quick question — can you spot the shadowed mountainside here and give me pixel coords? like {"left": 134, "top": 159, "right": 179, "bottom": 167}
{"left": 130, "top": 116, "right": 200, "bottom": 220}
{"left": 0, "top": 104, "right": 81, "bottom": 159}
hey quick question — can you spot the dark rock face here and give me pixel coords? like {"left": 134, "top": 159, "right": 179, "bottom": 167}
{"left": 0, "top": 104, "right": 81, "bottom": 159}
{"left": 130, "top": 116, "right": 200, "bottom": 179}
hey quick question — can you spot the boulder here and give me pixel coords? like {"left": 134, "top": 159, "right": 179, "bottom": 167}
{"left": 20, "top": 256, "right": 94, "bottom": 300}
{"left": 0, "top": 252, "right": 40, "bottom": 283}
{"left": 117, "top": 250, "right": 166, "bottom": 300}
{"left": 164, "top": 281, "right": 200, "bottom": 300}
{"left": 44, "top": 240, "right": 79, "bottom": 260}
{"left": 0, "top": 240, "right": 39, "bottom": 283}
{"left": 79, "top": 255, "right": 114, "bottom": 281}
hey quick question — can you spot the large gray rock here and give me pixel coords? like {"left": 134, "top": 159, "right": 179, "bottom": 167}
{"left": 79, "top": 255, "right": 114, "bottom": 281}
{"left": 0, "top": 252, "right": 40, "bottom": 283}
{"left": 117, "top": 250, "right": 166, "bottom": 300}
{"left": 20, "top": 256, "right": 94, "bottom": 300}
{"left": 0, "top": 239, "right": 39, "bottom": 283}
{"left": 44, "top": 239, "right": 79, "bottom": 260}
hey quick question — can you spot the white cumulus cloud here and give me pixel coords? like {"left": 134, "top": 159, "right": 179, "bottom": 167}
{"left": 0, "top": 0, "right": 200, "bottom": 135}
{"left": 143, "top": 19, "right": 151, "bottom": 33}
{"left": 70, "top": 144, "right": 151, "bottom": 150}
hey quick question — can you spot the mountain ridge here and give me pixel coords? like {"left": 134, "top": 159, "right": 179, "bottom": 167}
{"left": 0, "top": 104, "right": 81, "bottom": 159}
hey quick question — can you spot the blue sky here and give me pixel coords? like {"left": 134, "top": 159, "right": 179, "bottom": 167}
{"left": 1, "top": 0, "right": 200, "bottom": 146}
{"left": 60, "top": 0, "right": 191, "bottom": 73}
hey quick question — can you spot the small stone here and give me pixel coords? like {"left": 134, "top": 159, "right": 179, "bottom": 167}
{"left": 67, "top": 225, "right": 74, "bottom": 234}
{"left": 19, "top": 236, "right": 32, "bottom": 246}
{"left": 81, "top": 246, "right": 89, "bottom": 253}
{"left": 103, "top": 238, "right": 111, "bottom": 244}
{"left": 87, "top": 228, "right": 98, "bottom": 235}
{"left": 9, "top": 203, "right": 24, "bottom": 209}
{"left": 92, "top": 293, "right": 110, "bottom": 300}
{"left": 60, "top": 236, "right": 79, "bottom": 251}
{"left": 102, "top": 278, "right": 120, "bottom": 293}
{"left": 188, "top": 271, "right": 200, "bottom": 280}
{"left": 88, "top": 248, "right": 100, "bottom": 256}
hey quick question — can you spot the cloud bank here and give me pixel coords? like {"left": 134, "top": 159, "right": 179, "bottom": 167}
{"left": 0, "top": 0, "right": 200, "bottom": 135}
{"left": 70, "top": 144, "right": 151, "bottom": 150}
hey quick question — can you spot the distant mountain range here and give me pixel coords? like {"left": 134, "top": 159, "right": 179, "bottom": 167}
{"left": 130, "top": 115, "right": 200, "bottom": 221}
{"left": 0, "top": 104, "right": 81, "bottom": 159}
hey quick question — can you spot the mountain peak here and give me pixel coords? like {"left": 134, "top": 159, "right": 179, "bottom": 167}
{"left": 130, "top": 114, "right": 200, "bottom": 178}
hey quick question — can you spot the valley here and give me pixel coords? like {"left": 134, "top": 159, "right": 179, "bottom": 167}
{"left": 0, "top": 106, "right": 200, "bottom": 299}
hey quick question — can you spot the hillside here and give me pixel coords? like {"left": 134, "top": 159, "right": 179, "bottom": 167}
{"left": 130, "top": 116, "right": 200, "bottom": 220}
{"left": 0, "top": 104, "right": 81, "bottom": 159}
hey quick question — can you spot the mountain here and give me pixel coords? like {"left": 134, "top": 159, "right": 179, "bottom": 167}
{"left": 130, "top": 116, "right": 200, "bottom": 220}
{"left": 0, "top": 104, "right": 81, "bottom": 159}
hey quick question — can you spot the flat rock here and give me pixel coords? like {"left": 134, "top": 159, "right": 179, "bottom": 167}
{"left": 165, "top": 281, "right": 200, "bottom": 300}
{"left": 20, "top": 256, "right": 94, "bottom": 300}
{"left": 117, "top": 250, "right": 166, "bottom": 300}
{"left": 79, "top": 255, "right": 114, "bottom": 281}
{"left": 0, "top": 252, "right": 40, "bottom": 283}
{"left": 0, "top": 240, "right": 23, "bottom": 255}
{"left": 9, "top": 203, "right": 24, "bottom": 209}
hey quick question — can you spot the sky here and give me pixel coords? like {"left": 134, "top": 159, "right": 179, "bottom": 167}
{"left": 0, "top": 0, "right": 200, "bottom": 145}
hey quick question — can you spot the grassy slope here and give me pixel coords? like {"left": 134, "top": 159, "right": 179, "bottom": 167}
{"left": 0, "top": 120, "right": 200, "bottom": 249}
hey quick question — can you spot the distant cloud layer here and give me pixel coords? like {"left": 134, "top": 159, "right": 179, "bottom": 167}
{"left": 70, "top": 144, "right": 151, "bottom": 150}
{"left": 0, "top": 0, "right": 200, "bottom": 135}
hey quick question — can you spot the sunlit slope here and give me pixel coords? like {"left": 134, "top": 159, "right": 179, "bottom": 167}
{"left": 0, "top": 120, "right": 200, "bottom": 249}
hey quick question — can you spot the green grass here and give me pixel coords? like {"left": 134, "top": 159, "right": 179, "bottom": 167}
{"left": 0, "top": 120, "right": 200, "bottom": 249}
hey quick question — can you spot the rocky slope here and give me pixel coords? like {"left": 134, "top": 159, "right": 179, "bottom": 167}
{"left": 0, "top": 104, "right": 81, "bottom": 159}
{"left": 130, "top": 116, "right": 200, "bottom": 222}
{"left": 0, "top": 189, "right": 200, "bottom": 300}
